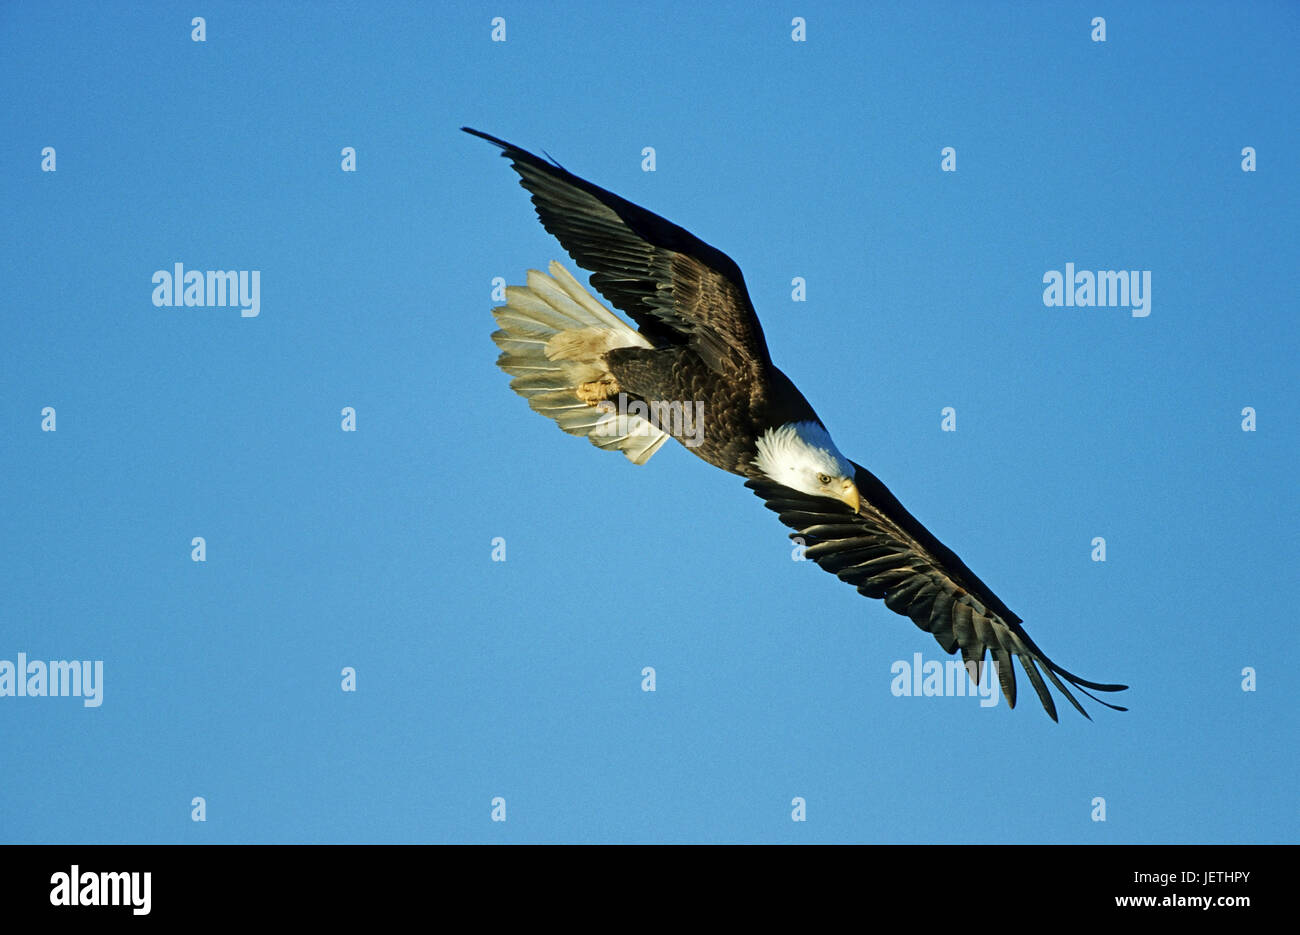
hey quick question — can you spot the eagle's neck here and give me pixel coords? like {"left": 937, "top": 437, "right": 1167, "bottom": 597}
{"left": 761, "top": 365, "right": 821, "bottom": 428}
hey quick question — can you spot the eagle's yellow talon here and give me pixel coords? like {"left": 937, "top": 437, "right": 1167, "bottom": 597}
{"left": 576, "top": 376, "right": 619, "bottom": 406}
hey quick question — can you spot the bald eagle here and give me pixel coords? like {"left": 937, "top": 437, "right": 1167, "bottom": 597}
{"left": 466, "top": 127, "right": 1127, "bottom": 721}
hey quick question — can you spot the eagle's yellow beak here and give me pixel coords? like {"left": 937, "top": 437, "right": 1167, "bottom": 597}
{"left": 840, "top": 478, "right": 861, "bottom": 514}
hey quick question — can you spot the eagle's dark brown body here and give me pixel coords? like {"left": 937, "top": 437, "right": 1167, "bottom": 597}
{"left": 605, "top": 345, "right": 818, "bottom": 476}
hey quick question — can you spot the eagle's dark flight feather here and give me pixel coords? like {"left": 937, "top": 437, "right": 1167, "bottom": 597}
{"left": 463, "top": 127, "right": 771, "bottom": 376}
{"left": 746, "top": 469, "right": 1128, "bottom": 721}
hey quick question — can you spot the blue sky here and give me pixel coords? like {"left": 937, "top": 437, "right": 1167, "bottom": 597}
{"left": 2, "top": 1, "right": 1295, "bottom": 843}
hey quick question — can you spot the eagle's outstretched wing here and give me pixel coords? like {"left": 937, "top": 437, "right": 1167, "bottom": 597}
{"left": 463, "top": 127, "right": 770, "bottom": 376}
{"left": 747, "top": 463, "right": 1128, "bottom": 721}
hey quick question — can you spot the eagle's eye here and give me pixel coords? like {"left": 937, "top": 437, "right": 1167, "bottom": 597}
{"left": 817, "top": 472, "right": 832, "bottom": 486}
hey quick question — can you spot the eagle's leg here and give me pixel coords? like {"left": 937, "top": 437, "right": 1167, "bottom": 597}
{"left": 576, "top": 374, "right": 620, "bottom": 406}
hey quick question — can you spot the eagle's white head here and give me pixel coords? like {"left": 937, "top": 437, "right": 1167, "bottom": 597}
{"left": 754, "top": 421, "right": 861, "bottom": 513}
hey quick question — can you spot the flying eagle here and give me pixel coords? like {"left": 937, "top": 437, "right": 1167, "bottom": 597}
{"left": 465, "top": 127, "right": 1127, "bottom": 721}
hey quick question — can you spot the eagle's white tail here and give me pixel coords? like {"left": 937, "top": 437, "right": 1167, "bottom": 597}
{"left": 491, "top": 262, "right": 670, "bottom": 465}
